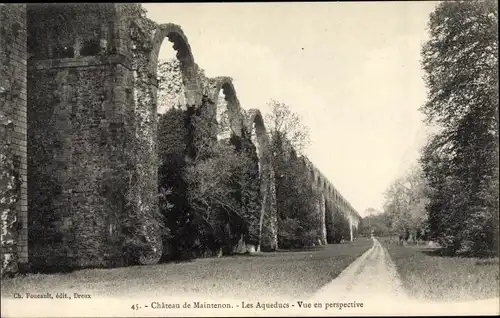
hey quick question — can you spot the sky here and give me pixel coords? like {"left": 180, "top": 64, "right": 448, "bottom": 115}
{"left": 143, "top": 2, "right": 440, "bottom": 217}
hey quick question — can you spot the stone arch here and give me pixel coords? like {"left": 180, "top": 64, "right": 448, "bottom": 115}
{"left": 148, "top": 23, "right": 202, "bottom": 107}
{"left": 207, "top": 77, "right": 244, "bottom": 138}
{"left": 245, "top": 109, "right": 270, "bottom": 164}
{"left": 244, "top": 109, "right": 277, "bottom": 252}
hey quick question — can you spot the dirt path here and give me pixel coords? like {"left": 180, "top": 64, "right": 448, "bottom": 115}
{"left": 310, "top": 236, "right": 409, "bottom": 303}
{"left": 301, "top": 237, "right": 499, "bottom": 316}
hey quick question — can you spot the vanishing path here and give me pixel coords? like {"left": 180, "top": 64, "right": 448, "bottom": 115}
{"left": 302, "top": 237, "right": 499, "bottom": 316}
{"left": 310, "top": 236, "right": 409, "bottom": 303}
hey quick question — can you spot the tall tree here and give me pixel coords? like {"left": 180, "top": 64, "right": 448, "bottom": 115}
{"left": 383, "top": 165, "right": 430, "bottom": 242}
{"left": 264, "top": 100, "right": 321, "bottom": 248}
{"left": 420, "top": 0, "right": 498, "bottom": 255}
{"left": 265, "top": 100, "right": 310, "bottom": 155}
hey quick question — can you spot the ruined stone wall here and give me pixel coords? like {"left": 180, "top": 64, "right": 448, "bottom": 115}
{"left": 304, "top": 157, "right": 362, "bottom": 242}
{"left": 244, "top": 110, "right": 278, "bottom": 251}
{"left": 25, "top": 4, "right": 162, "bottom": 270}
{"left": 127, "top": 12, "right": 164, "bottom": 265}
{"left": 157, "top": 59, "right": 186, "bottom": 112}
{"left": 27, "top": 64, "right": 130, "bottom": 269}
{"left": 325, "top": 199, "right": 335, "bottom": 243}
{"left": 260, "top": 166, "right": 278, "bottom": 250}
{"left": 318, "top": 193, "right": 327, "bottom": 245}
{"left": 2, "top": 3, "right": 359, "bottom": 274}
{"left": 0, "top": 4, "right": 28, "bottom": 276}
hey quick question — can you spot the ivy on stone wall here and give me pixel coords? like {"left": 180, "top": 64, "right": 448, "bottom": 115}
{"left": 176, "top": 98, "right": 262, "bottom": 256}
{"left": 273, "top": 135, "right": 322, "bottom": 249}
{"left": 122, "top": 15, "right": 163, "bottom": 266}
{"left": 0, "top": 5, "right": 22, "bottom": 276}
{"left": 157, "top": 108, "right": 193, "bottom": 260}
{"left": 331, "top": 209, "right": 351, "bottom": 243}
{"left": 0, "top": 121, "right": 21, "bottom": 276}
{"left": 27, "top": 4, "right": 115, "bottom": 59}
{"left": 235, "top": 130, "right": 262, "bottom": 247}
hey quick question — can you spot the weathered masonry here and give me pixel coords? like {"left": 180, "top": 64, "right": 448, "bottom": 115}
{"left": 0, "top": 4, "right": 28, "bottom": 274}
{"left": 0, "top": 3, "right": 361, "bottom": 276}
{"left": 302, "top": 157, "right": 361, "bottom": 243}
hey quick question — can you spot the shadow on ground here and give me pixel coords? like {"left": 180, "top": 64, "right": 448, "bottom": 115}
{"left": 2, "top": 238, "right": 373, "bottom": 300}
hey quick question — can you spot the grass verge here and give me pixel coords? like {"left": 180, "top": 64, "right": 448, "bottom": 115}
{"left": 381, "top": 238, "right": 499, "bottom": 302}
{"left": 1, "top": 238, "right": 372, "bottom": 300}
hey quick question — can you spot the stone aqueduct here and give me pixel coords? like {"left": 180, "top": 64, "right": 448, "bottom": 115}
{"left": 0, "top": 4, "right": 360, "bottom": 275}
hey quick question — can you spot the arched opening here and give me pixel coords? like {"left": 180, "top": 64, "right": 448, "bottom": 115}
{"left": 244, "top": 109, "right": 277, "bottom": 252}
{"left": 149, "top": 23, "right": 202, "bottom": 113}
{"left": 246, "top": 109, "right": 268, "bottom": 175}
{"left": 146, "top": 23, "right": 202, "bottom": 262}
{"left": 216, "top": 90, "right": 231, "bottom": 140}
{"left": 207, "top": 77, "right": 244, "bottom": 141}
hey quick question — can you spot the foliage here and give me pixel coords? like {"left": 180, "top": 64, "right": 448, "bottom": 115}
{"left": 383, "top": 164, "right": 430, "bottom": 241}
{"left": 359, "top": 210, "right": 392, "bottom": 237}
{"left": 265, "top": 100, "right": 310, "bottom": 155}
{"left": 184, "top": 99, "right": 261, "bottom": 254}
{"left": 266, "top": 105, "right": 320, "bottom": 248}
{"left": 330, "top": 209, "right": 351, "bottom": 243}
{"left": 420, "top": 0, "right": 499, "bottom": 256}
{"left": 0, "top": 10, "right": 22, "bottom": 274}
{"left": 0, "top": 120, "right": 21, "bottom": 275}
{"left": 156, "top": 90, "right": 261, "bottom": 256}
{"left": 184, "top": 141, "right": 259, "bottom": 253}
{"left": 157, "top": 107, "right": 194, "bottom": 260}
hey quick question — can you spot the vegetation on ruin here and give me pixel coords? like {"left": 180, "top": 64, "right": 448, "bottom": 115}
{"left": 1, "top": 6, "right": 22, "bottom": 275}
{"left": 157, "top": 95, "right": 262, "bottom": 259}
{"left": 264, "top": 101, "right": 327, "bottom": 248}
{"left": 154, "top": 58, "right": 356, "bottom": 257}
{"left": 0, "top": 120, "right": 20, "bottom": 275}
{"left": 1, "top": 4, "right": 362, "bottom": 275}
{"left": 185, "top": 99, "right": 261, "bottom": 255}
{"left": 330, "top": 209, "right": 352, "bottom": 243}
{"left": 157, "top": 107, "right": 192, "bottom": 260}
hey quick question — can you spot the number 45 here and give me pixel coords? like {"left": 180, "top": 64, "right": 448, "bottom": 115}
{"left": 131, "top": 304, "right": 139, "bottom": 310}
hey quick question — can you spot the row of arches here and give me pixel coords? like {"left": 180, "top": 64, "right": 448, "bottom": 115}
{"left": 139, "top": 14, "right": 361, "bottom": 250}
{"left": 142, "top": 20, "right": 276, "bottom": 254}
{"left": 4, "top": 3, "right": 362, "bottom": 274}
{"left": 302, "top": 157, "right": 360, "bottom": 220}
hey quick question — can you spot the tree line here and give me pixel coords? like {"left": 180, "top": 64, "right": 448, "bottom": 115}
{"left": 360, "top": 0, "right": 499, "bottom": 257}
